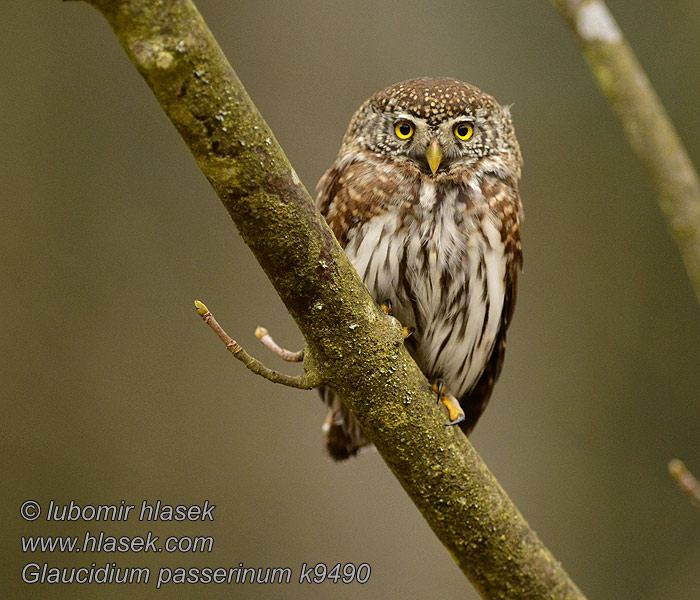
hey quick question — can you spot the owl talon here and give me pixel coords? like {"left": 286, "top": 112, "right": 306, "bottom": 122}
{"left": 432, "top": 379, "right": 464, "bottom": 426}
{"left": 380, "top": 299, "right": 393, "bottom": 315}
{"left": 432, "top": 379, "right": 445, "bottom": 402}
{"left": 381, "top": 300, "right": 415, "bottom": 342}
{"left": 444, "top": 407, "right": 466, "bottom": 427}
{"left": 442, "top": 394, "right": 466, "bottom": 426}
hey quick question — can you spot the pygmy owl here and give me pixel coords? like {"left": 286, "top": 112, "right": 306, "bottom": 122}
{"left": 316, "top": 77, "right": 523, "bottom": 460}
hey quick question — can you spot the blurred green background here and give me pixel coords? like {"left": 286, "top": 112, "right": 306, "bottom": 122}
{"left": 3, "top": 1, "right": 700, "bottom": 598}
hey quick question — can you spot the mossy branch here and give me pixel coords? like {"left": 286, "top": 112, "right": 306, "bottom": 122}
{"left": 70, "top": 0, "right": 586, "bottom": 597}
{"left": 550, "top": 0, "right": 700, "bottom": 306}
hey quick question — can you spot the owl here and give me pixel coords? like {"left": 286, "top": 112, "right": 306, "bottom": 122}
{"left": 316, "top": 77, "right": 523, "bottom": 460}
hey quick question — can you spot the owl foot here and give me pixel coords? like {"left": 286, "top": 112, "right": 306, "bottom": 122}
{"left": 432, "top": 379, "right": 465, "bottom": 426}
{"left": 380, "top": 299, "right": 415, "bottom": 340}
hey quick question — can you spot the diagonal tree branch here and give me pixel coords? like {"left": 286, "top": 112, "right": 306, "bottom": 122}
{"left": 69, "top": 1, "right": 586, "bottom": 597}
{"left": 550, "top": 0, "right": 700, "bottom": 306}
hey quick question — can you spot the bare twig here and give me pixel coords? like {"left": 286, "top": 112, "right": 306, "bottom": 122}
{"left": 550, "top": 0, "right": 700, "bottom": 306}
{"left": 668, "top": 459, "right": 700, "bottom": 510}
{"left": 195, "top": 301, "right": 317, "bottom": 389}
{"left": 255, "top": 326, "right": 304, "bottom": 362}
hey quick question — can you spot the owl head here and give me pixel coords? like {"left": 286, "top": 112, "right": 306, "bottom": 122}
{"left": 341, "top": 77, "right": 522, "bottom": 179}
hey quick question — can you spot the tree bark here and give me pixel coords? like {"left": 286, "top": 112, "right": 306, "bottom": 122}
{"left": 69, "top": 1, "right": 587, "bottom": 598}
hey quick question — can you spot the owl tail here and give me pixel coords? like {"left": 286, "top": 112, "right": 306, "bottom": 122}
{"left": 320, "top": 389, "right": 371, "bottom": 461}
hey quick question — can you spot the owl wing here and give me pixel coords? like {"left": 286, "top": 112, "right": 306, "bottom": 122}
{"left": 459, "top": 181, "right": 522, "bottom": 435}
{"left": 315, "top": 161, "right": 357, "bottom": 246}
{"left": 316, "top": 163, "right": 337, "bottom": 218}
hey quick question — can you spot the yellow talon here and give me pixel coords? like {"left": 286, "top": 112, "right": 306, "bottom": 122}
{"left": 381, "top": 299, "right": 415, "bottom": 343}
{"left": 380, "top": 299, "right": 393, "bottom": 315}
{"left": 432, "top": 379, "right": 465, "bottom": 426}
{"left": 441, "top": 394, "right": 465, "bottom": 426}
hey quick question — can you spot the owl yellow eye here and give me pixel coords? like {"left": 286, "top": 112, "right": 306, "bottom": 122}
{"left": 394, "top": 121, "right": 414, "bottom": 140}
{"left": 454, "top": 122, "right": 474, "bottom": 141}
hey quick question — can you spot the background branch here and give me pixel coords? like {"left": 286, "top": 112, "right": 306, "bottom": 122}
{"left": 75, "top": 0, "right": 586, "bottom": 597}
{"left": 668, "top": 459, "right": 700, "bottom": 511}
{"left": 550, "top": 0, "right": 700, "bottom": 306}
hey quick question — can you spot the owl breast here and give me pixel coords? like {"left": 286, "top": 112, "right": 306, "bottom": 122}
{"left": 342, "top": 178, "right": 507, "bottom": 399}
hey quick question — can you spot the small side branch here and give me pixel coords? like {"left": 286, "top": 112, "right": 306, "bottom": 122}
{"left": 255, "top": 327, "right": 304, "bottom": 362}
{"left": 194, "top": 301, "right": 317, "bottom": 390}
{"left": 669, "top": 459, "right": 700, "bottom": 511}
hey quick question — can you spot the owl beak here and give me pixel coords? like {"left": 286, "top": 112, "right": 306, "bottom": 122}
{"left": 425, "top": 139, "right": 444, "bottom": 174}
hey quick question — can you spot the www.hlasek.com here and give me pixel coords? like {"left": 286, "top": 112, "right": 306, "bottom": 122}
{"left": 19, "top": 499, "right": 371, "bottom": 588}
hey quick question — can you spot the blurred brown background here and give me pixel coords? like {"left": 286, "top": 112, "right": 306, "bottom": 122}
{"left": 3, "top": 1, "right": 700, "bottom": 598}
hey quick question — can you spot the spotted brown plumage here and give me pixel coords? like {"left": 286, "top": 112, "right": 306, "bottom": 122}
{"left": 317, "top": 78, "right": 523, "bottom": 460}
